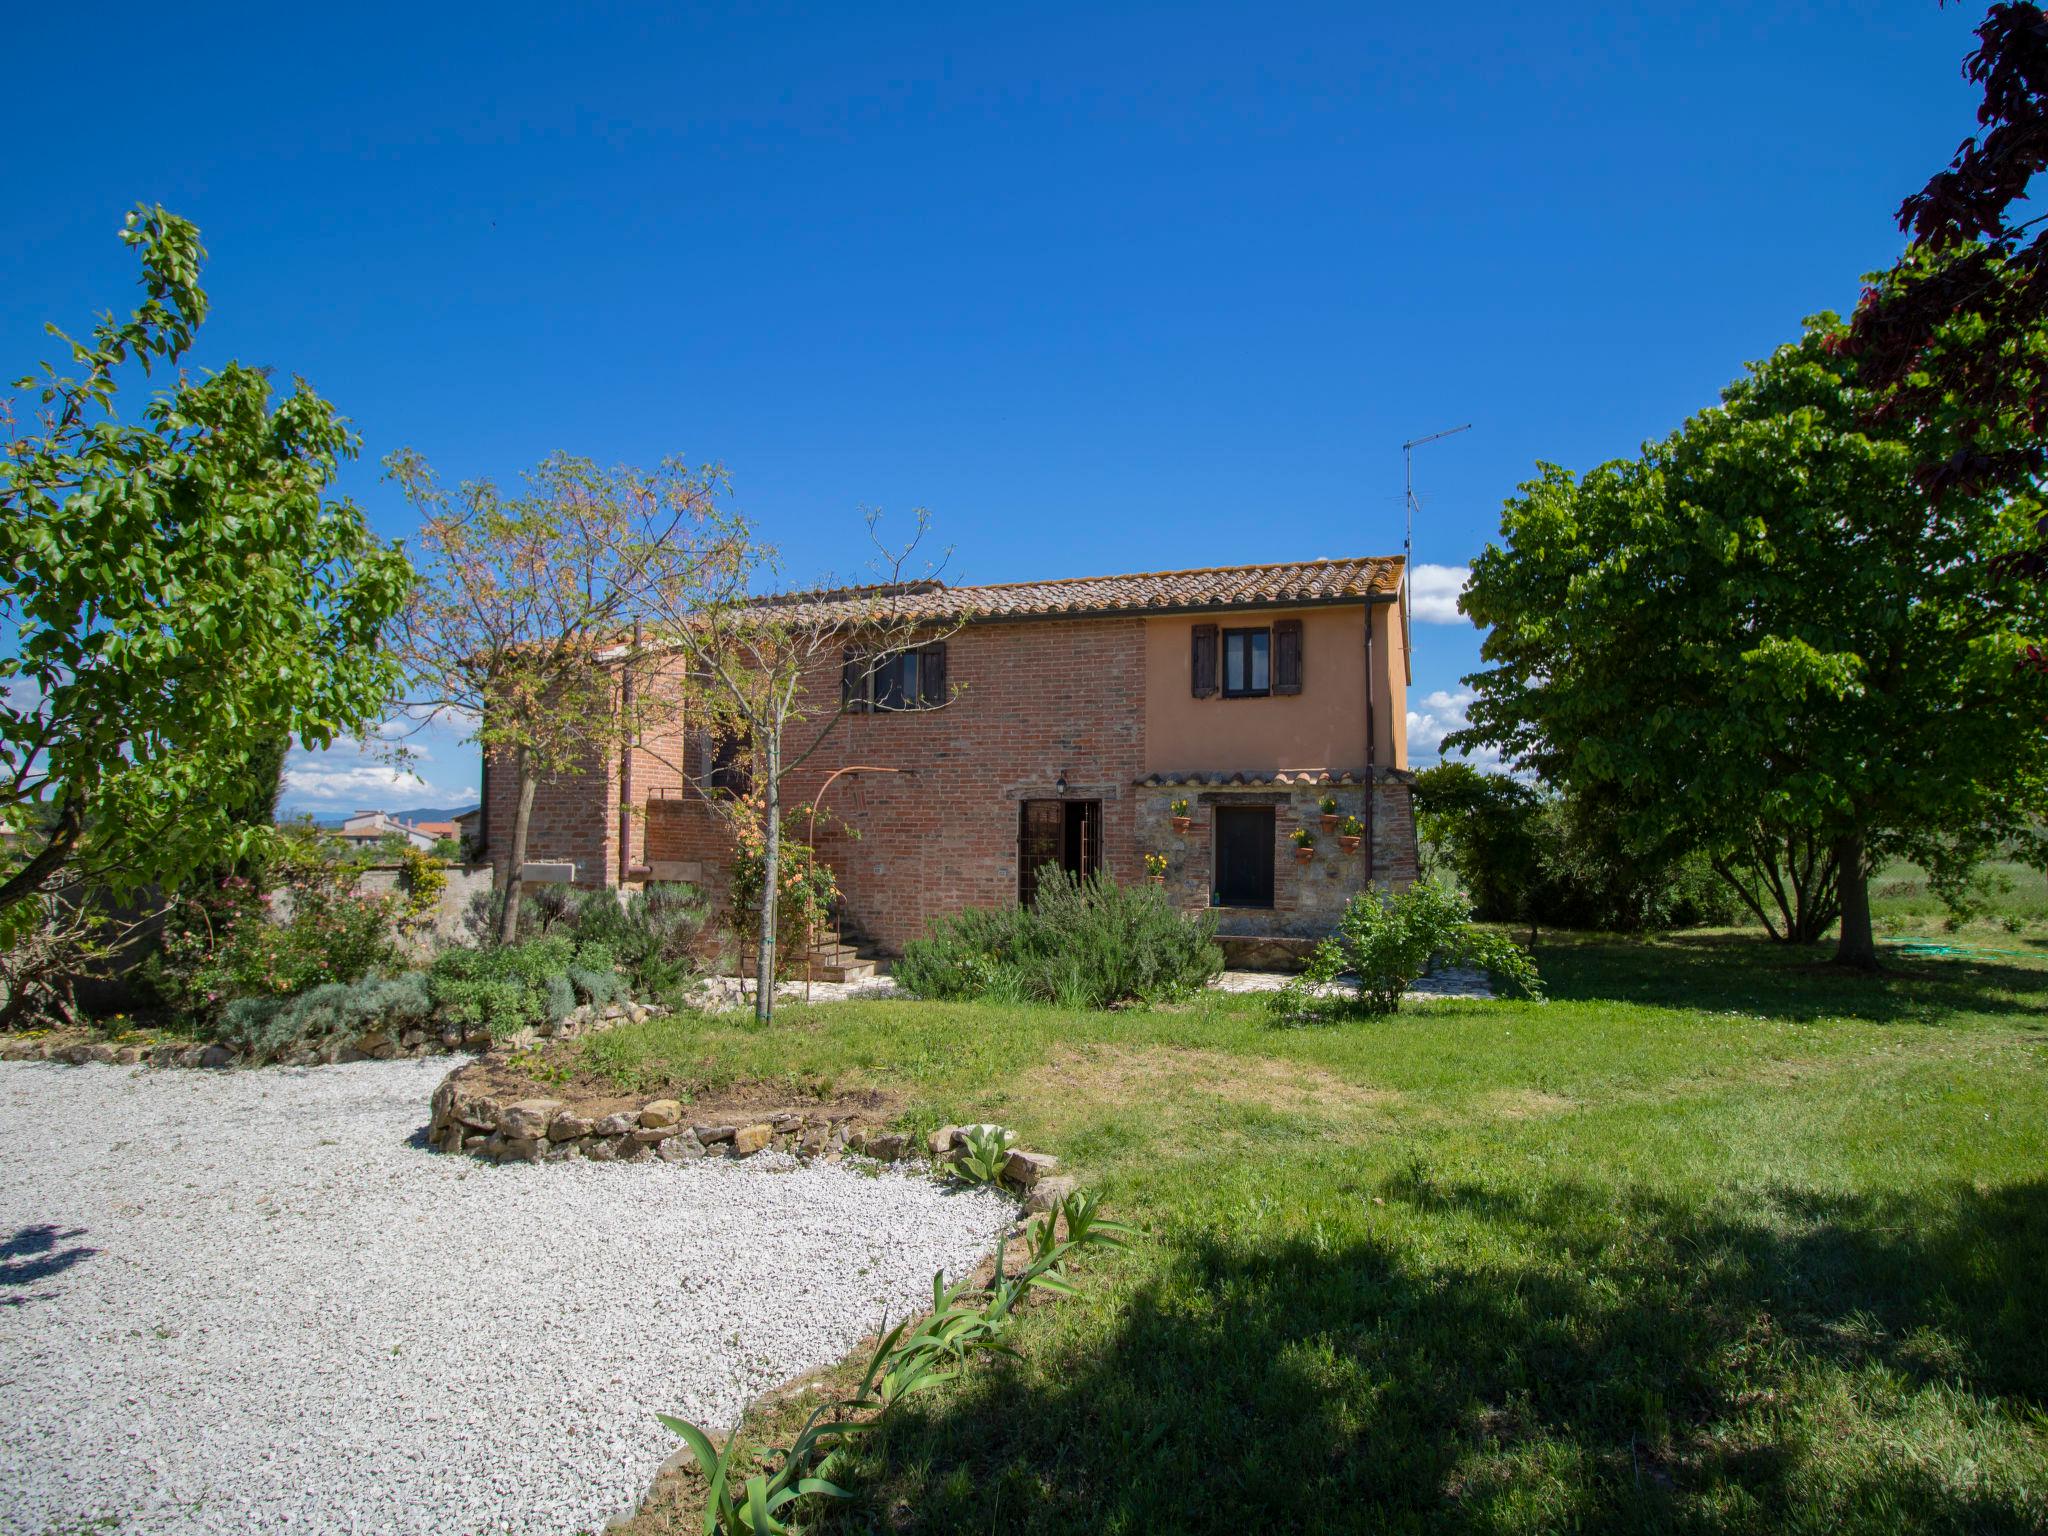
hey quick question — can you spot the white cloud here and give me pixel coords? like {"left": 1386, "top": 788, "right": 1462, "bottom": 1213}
{"left": 280, "top": 733, "right": 465, "bottom": 812}
{"left": 1406, "top": 688, "right": 1501, "bottom": 769}
{"left": 1409, "top": 564, "right": 1471, "bottom": 625}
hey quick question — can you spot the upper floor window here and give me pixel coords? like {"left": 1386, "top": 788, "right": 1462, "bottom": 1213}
{"left": 843, "top": 641, "right": 950, "bottom": 712}
{"left": 1222, "top": 628, "right": 1269, "bottom": 697}
{"left": 1192, "top": 618, "right": 1303, "bottom": 698}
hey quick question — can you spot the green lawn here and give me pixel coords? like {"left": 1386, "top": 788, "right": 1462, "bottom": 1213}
{"left": 1872, "top": 858, "right": 2048, "bottom": 940}
{"left": 610, "top": 930, "right": 2048, "bottom": 1535}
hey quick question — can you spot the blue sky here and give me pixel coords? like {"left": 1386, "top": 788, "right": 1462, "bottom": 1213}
{"left": 3, "top": 1, "right": 1978, "bottom": 813}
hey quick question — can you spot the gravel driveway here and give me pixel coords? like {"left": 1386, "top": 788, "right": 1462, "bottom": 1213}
{"left": 0, "top": 1059, "right": 1015, "bottom": 1536}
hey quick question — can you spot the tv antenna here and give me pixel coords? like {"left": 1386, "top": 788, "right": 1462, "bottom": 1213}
{"left": 1396, "top": 423, "right": 1472, "bottom": 682}
{"left": 1400, "top": 424, "right": 1472, "bottom": 654}
{"left": 1402, "top": 423, "right": 1472, "bottom": 574}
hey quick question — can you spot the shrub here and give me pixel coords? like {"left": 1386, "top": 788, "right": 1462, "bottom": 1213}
{"left": 397, "top": 846, "right": 447, "bottom": 918}
{"left": 569, "top": 883, "right": 707, "bottom": 993}
{"left": 427, "top": 936, "right": 619, "bottom": 1037}
{"left": 728, "top": 818, "right": 836, "bottom": 980}
{"left": 566, "top": 964, "right": 621, "bottom": 1008}
{"left": 354, "top": 970, "right": 433, "bottom": 1023}
{"left": 1273, "top": 882, "right": 1541, "bottom": 1021}
{"left": 1413, "top": 764, "right": 1737, "bottom": 933}
{"left": 897, "top": 869, "right": 1222, "bottom": 1009}
{"left": 147, "top": 852, "right": 399, "bottom": 1024}
{"left": 209, "top": 969, "right": 438, "bottom": 1058}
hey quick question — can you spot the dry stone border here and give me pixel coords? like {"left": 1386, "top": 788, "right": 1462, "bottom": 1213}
{"left": 431, "top": 1064, "right": 894, "bottom": 1168}
{"left": 923, "top": 1123, "right": 1076, "bottom": 1212}
{"left": 429, "top": 1067, "right": 1076, "bottom": 1212}
{"left": 0, "top": 996, "right": 663, "bottom": 1072}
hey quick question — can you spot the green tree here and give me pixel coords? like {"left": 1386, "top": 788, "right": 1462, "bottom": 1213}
{"left": 641, "top": 510, "right": 960, "bottom": 1022}
{"left": 1411, "top": 762, "right": 1544, "bottom": 923}
{"left": 384, "top": 450, "right": 728, "bottom": 945}
{"left": 0, "top": 207, "right": 410, "bottom": 926}
{"left": 1452, "top": 319, "right": 2048, "bottom": 968}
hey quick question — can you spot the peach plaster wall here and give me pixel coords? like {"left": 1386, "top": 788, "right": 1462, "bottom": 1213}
{"left": 1141, "top": 601, "right": 1405, "bottom": 776}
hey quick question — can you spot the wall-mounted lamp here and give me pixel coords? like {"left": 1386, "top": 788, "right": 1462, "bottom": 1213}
{"left": 1055, "top": 770, "right": 1069, "bottom": 797}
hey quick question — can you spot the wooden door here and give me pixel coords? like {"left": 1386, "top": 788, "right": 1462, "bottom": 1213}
{"left": 1213, "top": 805, "right": 1275, "bottom": 908}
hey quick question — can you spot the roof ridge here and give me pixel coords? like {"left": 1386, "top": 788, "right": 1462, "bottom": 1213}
{"left": 948, "top": 554, "right": 1400, "bottom": 595}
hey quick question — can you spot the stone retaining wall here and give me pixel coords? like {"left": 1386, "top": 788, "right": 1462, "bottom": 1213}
{"left": 427, "top": 1071, "right": 900, "bottom": 1165}
{"left": 0, "top": 998, "right": 656, "bottom": 1072}
{"left": 427, "top": 1072, "right": 1077, "bottom": 1211}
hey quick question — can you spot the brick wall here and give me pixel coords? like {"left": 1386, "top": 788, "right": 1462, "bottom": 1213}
{"left": 481, "top": 737, "right": 619, "bottom": 890}
{"left": 483, "top": 607, "right": 1419, "bottom": 957}
{"left": 640, "top": 617, "right": 1147, "bottom": 954}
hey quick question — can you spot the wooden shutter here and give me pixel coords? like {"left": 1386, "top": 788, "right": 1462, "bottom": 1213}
{"left": 841, "top": 649, "right": 867, "bottom": 712}
{"left": 919, "top": 641, "right": 948, "bottom": 707}
{"left": 1273, "top": 619, "right": 1303, "bottom": 695}
{"left": 1191, "top": 624, "right": 1218, "bottom": 698}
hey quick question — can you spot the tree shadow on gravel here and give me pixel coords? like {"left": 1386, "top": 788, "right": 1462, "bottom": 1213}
{"left": 807, "top": 1176, "right": 2048, "bottom": 1536}
{"left": 1, "top": 1223, "right": 98, "bottom": 1305}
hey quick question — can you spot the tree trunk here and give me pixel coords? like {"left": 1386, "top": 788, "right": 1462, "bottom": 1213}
{"left": 499, "top": 751, "right": 537, "bottom": 947}
{"left": 0, "top": 798, "right": 84, "bottom": 919}
{"left": 754, "top": 733, "right": 781, "bottom": 1024}
{"left": 1832, "top": 831, "right": 1878, "bottom": 970}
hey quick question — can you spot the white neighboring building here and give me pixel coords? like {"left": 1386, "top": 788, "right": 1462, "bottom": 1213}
{"left": 332, "top": 811, "right": 438, "bottom": 852}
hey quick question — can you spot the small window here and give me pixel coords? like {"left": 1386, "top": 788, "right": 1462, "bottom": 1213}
{"left": 1222, "top": 628, "right": 1269, "bottom": 698}
{"left": 871, "top": 649, "right": 921, "bottom": 711}
{"left": 845, "top": 641, "right": 949, "bottom": 712}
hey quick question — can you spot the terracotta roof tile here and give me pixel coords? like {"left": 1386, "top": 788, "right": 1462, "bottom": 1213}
{"left": 762, "top": 555, "right": 1403, "bottom": 625}
{"left": 1133, "top": 770, "right": 1365, "bottom": 788}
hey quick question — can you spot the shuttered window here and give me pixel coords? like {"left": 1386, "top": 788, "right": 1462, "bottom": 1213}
{"left": 1273, "top": 618, "right": 1303, "bottom": 695}
{"left": 845, "top": 641, "right": 950, "bottom": 713}
{"left": 1222, "top": 628, "right": 1270, "bottom": 697}
{"left": 841, "top": 650, "right": 870, "bottom": 713}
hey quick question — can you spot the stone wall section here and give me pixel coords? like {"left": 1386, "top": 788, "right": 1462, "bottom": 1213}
{"left": 1134, "top": 770, "right": 1418, "bottom": 940}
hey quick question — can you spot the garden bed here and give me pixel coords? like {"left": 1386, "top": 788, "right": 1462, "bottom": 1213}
{"left": 426, "top": 1050, "right": 912, "bottom": 1165}
{"left": 0, "top": 996, "right": 664, "bottom": 1071}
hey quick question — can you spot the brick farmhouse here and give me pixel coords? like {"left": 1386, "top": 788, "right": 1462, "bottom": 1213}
{"left": 478, "top": 556, "right": 1420, "bottom": 963}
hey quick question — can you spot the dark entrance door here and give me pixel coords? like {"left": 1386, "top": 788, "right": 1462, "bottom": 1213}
{"left": 1019, "top": 799, "right": 1102, "bottom": 906}
{"left": 1212, "top": 805, "right": 1275, "bottom": 908}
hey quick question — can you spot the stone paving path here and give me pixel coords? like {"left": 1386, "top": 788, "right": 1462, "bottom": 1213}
{"left": 695, "top": 966, "right": 1494, "bottom": 1006}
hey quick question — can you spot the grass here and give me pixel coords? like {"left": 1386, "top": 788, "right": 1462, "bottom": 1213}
{"left": 607, "top": 916, "right": 2048, "bottom": 1535}
{"left": 1872, "top": 858, "right": 2047, "bottom": 940}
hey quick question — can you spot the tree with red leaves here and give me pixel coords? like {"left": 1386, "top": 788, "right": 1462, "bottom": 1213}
{"left": 1843, "top": 3, "right": 2048, "bottom": 635}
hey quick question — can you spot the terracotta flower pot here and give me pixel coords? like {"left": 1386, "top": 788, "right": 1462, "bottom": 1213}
{"left": 1170, "top": 816, "right": 1192, "bottom": 835}
{"left": 1294, "top": 846, "right": 1315, "bottom": 864}
{"left": 1319, "top": 813, "right": 1340, "bottom": 834}
{"left": 1338, "top": 834, "right": 1362, "bottom": 854}
{"left": 1148, "top": 874, "right": 1166, "bottom": 886}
